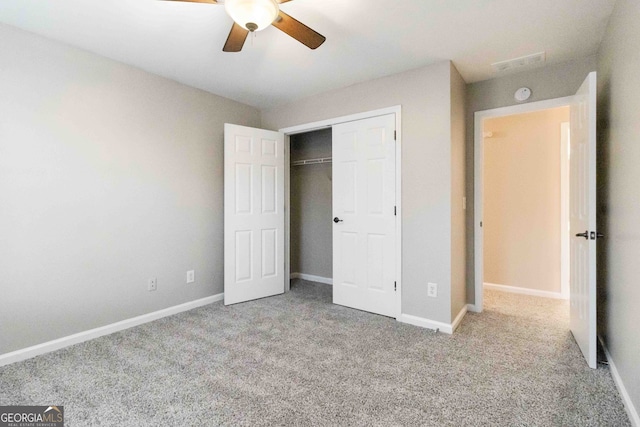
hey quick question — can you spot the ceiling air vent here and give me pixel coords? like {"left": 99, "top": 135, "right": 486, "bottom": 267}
{"left": 491, "top": 51, "right": 546, "bottom": 73}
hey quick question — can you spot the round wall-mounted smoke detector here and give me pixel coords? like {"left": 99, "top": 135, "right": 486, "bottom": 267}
{"left": 515, "top": 87, "right": 532, "bottom": 102}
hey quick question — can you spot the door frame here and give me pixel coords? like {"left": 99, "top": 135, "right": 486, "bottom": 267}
{"left": 560, "top": 121, "right": 571, "bottom": 299}
{"left": 473, "top": 96, "right": 573, "bottom": 312}
{"left": 279, "top": 105, "right": 403, "bottom": 318}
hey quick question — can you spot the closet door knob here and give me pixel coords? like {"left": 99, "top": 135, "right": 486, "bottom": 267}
{"left": 333, "top": 217, "right": 343, "bottom": 223}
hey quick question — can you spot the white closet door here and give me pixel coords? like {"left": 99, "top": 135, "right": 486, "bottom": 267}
{"left": 569, "top": 72, "right": 598, "bottom": 368}
{"left": 224, "top": 124, "right": 284, "bottom": 305}
{"left": 332, "top": 114, "right": 397, "bottom": 317}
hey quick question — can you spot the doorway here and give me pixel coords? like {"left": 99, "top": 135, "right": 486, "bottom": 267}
{"left": 289, "top": 128, "right": 333, "bottom": 285}
{"left": 474, "top": 96, "right": 574, "bottom": 312}
{"left": 474, "top": 72, "right": 598, "bottom": 368}
{"left": 481, "top": 106, "right": 570, "bottom": 301}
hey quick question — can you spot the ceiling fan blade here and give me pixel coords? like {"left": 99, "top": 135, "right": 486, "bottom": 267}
{"left": 277, "top": 0, "right": 293, "bottom": 3}
{"left": 161, "top": 0, "right": 217, "bottom": 3}
{"left": 223, "top": 23, "right": 250, "bottom": 52}
{"left": 271, "top": 11, "right": 325, "bottom": 50}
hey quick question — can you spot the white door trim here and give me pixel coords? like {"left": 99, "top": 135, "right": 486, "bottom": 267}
{"left": 560, "top": 122, "right": 571, "bottom": 300}
{"left": 473, "top": 96, "right": 573, "bottom": 312}
{"left": 280, "top": 105, "right": 402, "bottom": 319}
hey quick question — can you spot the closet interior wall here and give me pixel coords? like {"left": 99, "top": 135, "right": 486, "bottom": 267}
{"left": 290, "top": 129, "right": 333, "bottom": 281}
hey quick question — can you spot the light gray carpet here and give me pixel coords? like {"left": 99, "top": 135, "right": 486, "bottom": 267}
{"left": 0, "top": 280, "right": 630, "bottom": 426}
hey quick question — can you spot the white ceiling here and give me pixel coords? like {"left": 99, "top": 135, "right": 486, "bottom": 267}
{"left": 0, "top": 0, "right": 616, "bottom": 109}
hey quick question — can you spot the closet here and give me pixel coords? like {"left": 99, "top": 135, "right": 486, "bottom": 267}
{"left": 223, "top": 110, "right": 399, "bottom": 317}
{"left": 224, "top": 112, "right": 402, "bottom": 317}
{"left": 288, "top": 113, "right": 397, "bottom": 318}
{"left": 290, "top": 128, "right": 333, "bottom": 283}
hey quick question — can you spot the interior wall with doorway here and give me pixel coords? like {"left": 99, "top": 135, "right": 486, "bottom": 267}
{"left": 597, "top": 0, "right": 640, "bottom": 416}
{"left": 483, "top": 107, "right": 569, "bottom": 297}
{"left": 290, "top": 129, "right": 333, "bottom": 282}
{"left": 466, "top": 55, "right": 598, "bottom": 305}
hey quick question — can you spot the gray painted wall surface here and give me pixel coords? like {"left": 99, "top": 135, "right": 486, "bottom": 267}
{"left": 450, "top": 64, "right": 467, "bottom": 321}
{"left": 465, "top": 56, "right": 597, "bottom": 304}
{"left": 0, "top": 24, "right": 260, "bottom": 354}
{"left": 290, "top": 129, "right": 332, "bottom": 279}
{"left": 263, "top": 62, "right": 455, "bottom": 324}
{"left": 597, "top": 0, "right": 640, "bottom": 414}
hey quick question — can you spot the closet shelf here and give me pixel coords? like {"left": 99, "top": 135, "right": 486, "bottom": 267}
{"left": 291, "top": 157, "right": 332, "bottom": 166}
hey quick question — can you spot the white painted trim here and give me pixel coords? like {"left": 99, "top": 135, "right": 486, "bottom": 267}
{"left": 475, "top": 96, "right": 575, "bottom": 122}
{"left": 290, "top": 272, "right": 333, "bottom": 285}
{"left": 392, "top": 109, "right": 403, "bottom": 320}
{"left": 0, "top": 293, "right": 224, "bottom": 367}
{"left": 284, "top": 133, "right": 291, "bottom": 293}
{"left": 474, "top": 96, "right": 574, "bottom": 313}
{"left": 466, "top": 304, "right": 481, "bottom": 313}
{"left": 560, "top": 122, "right": 571, "bottom": 300}
{"left": 279, "top": 106, "right": 402, "bottom": 135}
{"left": 484, "top": 282, "right": 567, "bottom": 300}
{"left": 280, "top": 105, "right": 402, "bottom": 320}
{"left": 599, "top": 336, "right": 640, "bottom": 427}
{"left": 400, "top": 314, "right": 454, "bottom": 334}
{"left": 451, "top": 305, "right": 468, "bottom": 332}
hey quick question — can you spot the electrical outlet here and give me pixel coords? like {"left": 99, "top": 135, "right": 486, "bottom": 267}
{"left": 186, "top": 270, "right": 195, "bottom": 284}
{"left": 427, "top": 282, "right": 438, "bottom": 298}
{"left": 148, "top": 277, "right": 157, "bottom": 292}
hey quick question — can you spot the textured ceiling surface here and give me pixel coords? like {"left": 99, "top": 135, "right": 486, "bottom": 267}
{"left": 0, "top": 0, "right": 616, "bottom": 108}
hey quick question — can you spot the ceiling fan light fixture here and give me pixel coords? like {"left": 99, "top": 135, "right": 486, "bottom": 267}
{"left": 225, "top": 0, "right": 279, "bottom": 32}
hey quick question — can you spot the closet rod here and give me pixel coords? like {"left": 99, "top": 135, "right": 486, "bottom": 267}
{"left": 291, "top": 157, "right": 332, "bottom": 166}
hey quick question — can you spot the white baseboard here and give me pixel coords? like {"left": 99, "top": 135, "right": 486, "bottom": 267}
{"left": 0, "top": 293, "right": 224, "bottom": 367}
{"left": 599, "top": 336, "right": 640, "bottom": 427}
{"left": 484, "top": 282, "right": 567, "bottom": 300}
{"left": 466, "top": 303, "right": 481, "bottom": 313}
{"left": 290, "top": 272, "right": 333, "bottom": 285}
{"left": 451, "top": 305, "right": 468, "bottom": 332}
{"left": 400, "top": 314, "right": 455, "bottom": 334}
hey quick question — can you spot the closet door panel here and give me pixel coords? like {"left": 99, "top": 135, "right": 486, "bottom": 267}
{"left": 332, "top": 114, "right": 396, "bottom": 318}
{"left": 225, "top": 124, "right": 285, "bottom": 305}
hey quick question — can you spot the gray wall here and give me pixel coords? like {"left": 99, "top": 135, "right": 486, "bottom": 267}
{"left": 0, "top": 24, "right": 260, "bottom": 354}
{"left": 290, "top": 129, "right": 332, "bottom": 279}
{"left": 465, "top": 55, "right": 597, "bottom": 304}
{"left": 450, "top": 64, "right": 467, "bottom": 320}
{"left": 263, "top": 62, "right": 456, "bottom": 324}
{"left": 596, "top": 0, "right": 640, "bottom": 414}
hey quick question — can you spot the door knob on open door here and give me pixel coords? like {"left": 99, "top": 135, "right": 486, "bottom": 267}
{"left": 333, "top": 217, "right": 343, "bottom": 223}
{"left": 575, "top": 231, "right": 589, "bottom": 239}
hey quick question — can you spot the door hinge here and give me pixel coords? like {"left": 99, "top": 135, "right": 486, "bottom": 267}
{"left": 394, "top": 281, "right": 397, "bottom": 291}
{"left": 394, "top": 130, "right": 397, "bottom": 141}
{"left": 394, "top": 206, "right": 397, "bottom": 216}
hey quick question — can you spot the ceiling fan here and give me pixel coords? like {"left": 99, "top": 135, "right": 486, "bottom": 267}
{"left": 166, "top": 0, "right": 326, "bottom": 52}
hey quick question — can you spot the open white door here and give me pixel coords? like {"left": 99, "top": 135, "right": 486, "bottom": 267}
{"left": 224, "top": 124, "right": 285, "bottom": 305}
{"left": 569, "top": 72, "right": 598, "bottom": 368}
{"left": 332, "top": 114, "right": 397, "bottom": 318}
